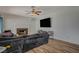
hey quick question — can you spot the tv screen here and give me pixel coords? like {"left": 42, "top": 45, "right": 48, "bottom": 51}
{"left": 40, "top": 18, "right": 51, "bottom": 27}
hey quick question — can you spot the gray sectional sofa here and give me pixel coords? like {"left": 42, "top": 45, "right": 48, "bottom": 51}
{"left": 22, "top": 32, "right": 49, "bottom": 52}
{"left": 0, "top": 32, "right": 49, "bottom": 53}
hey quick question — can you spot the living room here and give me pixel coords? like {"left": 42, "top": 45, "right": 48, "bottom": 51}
{"left": 0, "top": 6, "right": 79, "bottom": 53}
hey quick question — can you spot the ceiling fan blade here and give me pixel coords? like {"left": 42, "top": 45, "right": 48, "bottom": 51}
{"left": 37, "top": 11, "right": 42, "bottom": 13}
{"left": 36, "top": 13, "right": 40, "bottom": 15}
{"left": 25, "top": 11, "right": 31, "bottom": 14}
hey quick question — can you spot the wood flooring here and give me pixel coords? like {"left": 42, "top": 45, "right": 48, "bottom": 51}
{"left": 26, "top": 39, "right": 79, "bottom": 53}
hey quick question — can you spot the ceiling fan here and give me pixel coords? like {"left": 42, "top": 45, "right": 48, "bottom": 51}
{"left": 25, "top": 6, "right": 42, "bottom": 16}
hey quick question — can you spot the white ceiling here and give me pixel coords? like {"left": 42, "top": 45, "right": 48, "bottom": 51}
{"left": 0, "top": 6, "right": 79, "bottom": 17}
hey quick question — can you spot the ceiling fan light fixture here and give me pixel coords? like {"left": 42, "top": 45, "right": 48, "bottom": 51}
{"left": 25, "top": 6, "right": 42, "bottom": 16}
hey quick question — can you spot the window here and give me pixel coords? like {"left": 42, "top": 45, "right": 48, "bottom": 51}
{"left": 0, "top": 17, "right": 3, "bottom": 33}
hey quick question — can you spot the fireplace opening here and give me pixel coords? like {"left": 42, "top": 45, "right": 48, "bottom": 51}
{"left": 16, "top": 28, "right": 28, "bottom": 36}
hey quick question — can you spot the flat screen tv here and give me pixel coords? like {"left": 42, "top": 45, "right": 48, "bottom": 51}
{"left": 40, "top": 18, "right": 51, "bottom": 27}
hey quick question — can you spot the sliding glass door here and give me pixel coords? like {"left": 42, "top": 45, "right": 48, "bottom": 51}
{"left": 0, "top": 17, "right": 3, "bottom": 33}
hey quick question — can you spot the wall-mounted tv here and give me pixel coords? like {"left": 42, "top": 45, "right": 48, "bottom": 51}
{"left": 40, "top": 18, "right": 51, "bottom": 27}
